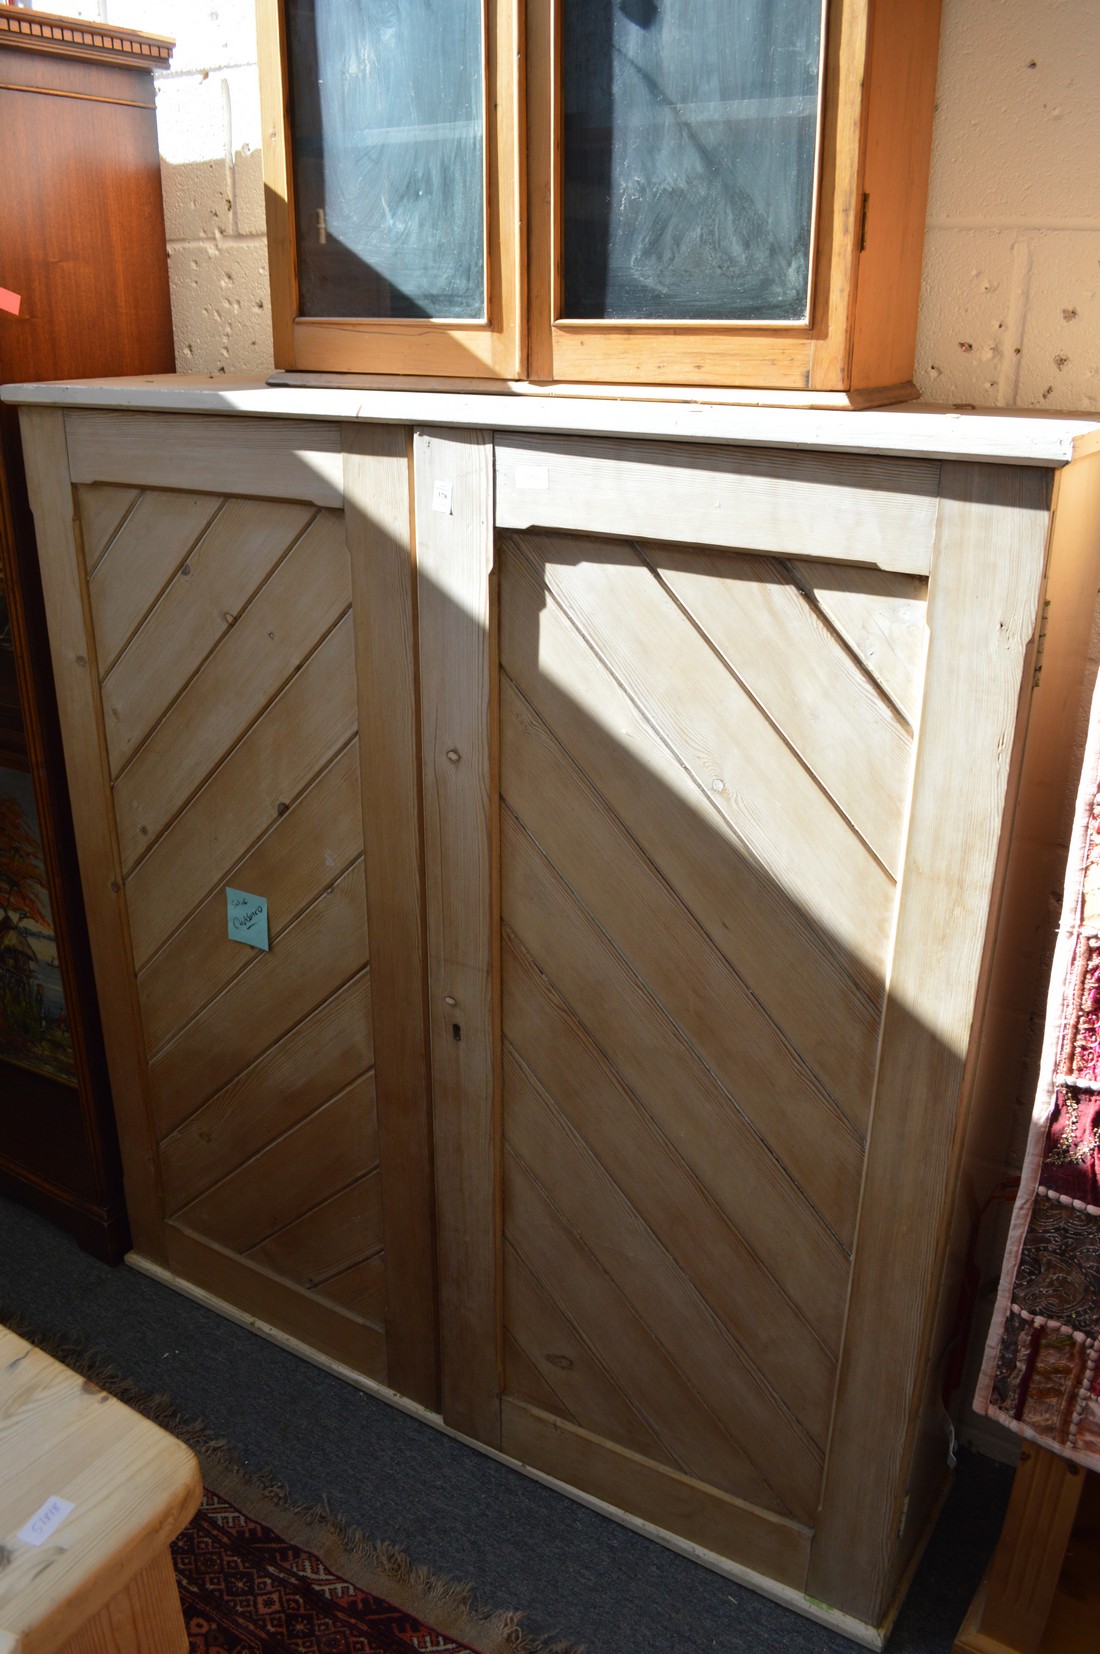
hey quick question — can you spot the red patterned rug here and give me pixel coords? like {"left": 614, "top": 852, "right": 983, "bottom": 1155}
{"left": 173, "top": 1489, "right": 483, "bottom": 1654}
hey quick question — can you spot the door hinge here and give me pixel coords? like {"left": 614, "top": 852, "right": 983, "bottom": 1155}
{"left": 1034, "top": 597, "right": 1051, "bottom": 689}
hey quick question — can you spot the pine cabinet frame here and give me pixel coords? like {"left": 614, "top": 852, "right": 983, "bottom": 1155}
{"left": 256, "top": 0, "right": 942, "bottom": 401}
{"left": 9, "top": 378, "right": 1100, "bottom": 1644}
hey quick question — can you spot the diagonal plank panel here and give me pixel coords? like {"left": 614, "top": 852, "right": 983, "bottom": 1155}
{"left": 504, "top": 813, "right": 848, "bottom": 1354}
{"left": 76, "top": 484, "right": 138, "bottom": 573}
{"left": 504, "top": 1242, "right": 680, "bottom": 1473}
{"left": 138, "top": 741, "right": 362, "bottom": 1056}
{"left": 247, "top": 1172, "right": 383, "bottom": 1289}
{"left": 502, "top": 675, "right": 862, "bottom": 1245}
{"left": 317, "top": 1254, "right": 387, "bottom": 1325}
{"left": 504, "top": 1032, "right": 827, "bottom": 1504}
{"left": 102, "top": 497, "right": 317, "bottom": 776}
{"left": 500, "top": 535, "right": 882, "bottom": 1122}
{"left": 158, "top": 970, "right": 373, "bottom": 1213}
{"left": 176, "top": 1075, "right": 378, "bottom": 1250}
{"left": 113, "top": 516, "right": 349, "bottom": 866}
{"left": 505, "top": 1331, "right": 579, "bottom": 1420}
{"left": 507, "top": 1142, "right": 811, "bottom": 1518}
{"left": 87, "top": 489, "right": 222, "bottom": 670}
{"left": 124, "top": 611, "right": 358, "bottom": 958}
{"left": 644, "top": 544, "right": 914, "bottom": 872}
{"left": 505, "top": 1073, "right": 813, "bottom": 1522}
{"left": 525, "top": 532, "right": 896, "bottom": 976}
{"left": 148, "top": 857, "right": 368, "bottom": 1139}
{"left": 789, "top": 559, "right": 928, "bottom": 728}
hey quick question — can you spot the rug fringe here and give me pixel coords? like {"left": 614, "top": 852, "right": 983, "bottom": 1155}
{"left": 1, "top": 1313, "right": 587, "bottom": 1654}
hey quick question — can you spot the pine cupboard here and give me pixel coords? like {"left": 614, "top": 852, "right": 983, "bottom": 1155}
{"left": 8, "top": 379, "right": 1100, "bottom": 1646}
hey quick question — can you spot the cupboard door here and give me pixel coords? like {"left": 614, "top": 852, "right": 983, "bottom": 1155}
{"left": 420, "top": 431, "right": 1052, "bottom": 1620}
{"left": 26, "top": 411, "right": 438, "bottom": 1407}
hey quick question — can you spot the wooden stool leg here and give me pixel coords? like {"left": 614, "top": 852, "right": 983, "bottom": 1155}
{"left": 954, "top": 1445, "right": 1085, "bottom": 1654}
{"left": 57, "top": 1550, "right": 189, "bottom": 1654}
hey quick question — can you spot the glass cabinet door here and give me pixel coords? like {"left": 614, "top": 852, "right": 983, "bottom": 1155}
{"left": 287, "top": 0, "right": 487, "bottom": 322}
{"left": 562, "top": 0, "right": 825, "bottom": 324}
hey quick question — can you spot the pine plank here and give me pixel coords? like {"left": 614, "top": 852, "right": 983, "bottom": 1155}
{"left": 501, "top": 1399, "right": 812, "bottom": 1594}
{"left": 504, "top": 1240, "right": 680, "bottom": 1474}
{"left": 111, "top": 519, "right": 352, "bottom": 873}
{"left": 791, "top": 559, "right": 928, "bottom": 728}
{"left": 507, "top": 1147, "right": 797, "bottom": 1513}
{"left": 532, "top": 533, "right": 896, "bottom": 975}
{"left": 500, "top": 534, "right": 883, "bottom": 1124}
{"left": 505, "top": 1330, "right": 578, "bottom": 1420}
{"left": 806, "top": 463, "right": 1052, "bottom": 1624}
{"left": 148, "top": 857, "right": 368, "bottom": 1138}
{"left": 495, "top": 434, "right": 940, "bottom": 575}
{"left": 415, "top": 427, "right": 501, "bottom": 1446}
{"left": 87, "top": 489, "right": 221, "bottom": 673}
{"left": 76, "top": 483, "right": 138, "bottom": 573}
{"left": 18, "top": 408, "right": 164, "bottom": 1258}
{"left": 164, "top": 1224, "right": 387, "bottom": 1380}
{"left": 504, "top": 1036, "right": 824, "bottom": 1520}
{"left": 65, "top": 410, "right": 345, "bottom": 506}
{"left": 343, "top": 424, "right": 439, "bottom": 1410}
{"left": 137, "top": 741, "right": 363, "bottom": 1056}
{"left": 158, "top": 971, "right": 373, "bottom": 1212}
{"left": 177, "top": 1074, "right": 378, "bottom": 1254}
{"left": 316, "top": 1253, "right": 387, "bottom": 1326}
{"left": 501, "top": 674, "right": 862, "bottom": 1245}
{"left": 124, "top": 610, "right": 357, "bottom": 962}
{"left": 647, "top": 544, "right": 913, "bottom": 872}
{"left": 246, "top": 1171, "right": 384, "bottom": 1289}
{"left": 99, "top": 492, "right": 317, "bottom": 777}
{"left": 504, "top": 813, "right": 848, "bottom": 1358}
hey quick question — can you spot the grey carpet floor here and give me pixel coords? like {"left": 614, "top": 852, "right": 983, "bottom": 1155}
{"left": 0, "top": 1195, "right": 1011, "bottom": 1653}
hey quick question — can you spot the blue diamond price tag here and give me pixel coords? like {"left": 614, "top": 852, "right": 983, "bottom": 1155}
{"left": 226, "top": 887, "right": 269, "bottom": 951}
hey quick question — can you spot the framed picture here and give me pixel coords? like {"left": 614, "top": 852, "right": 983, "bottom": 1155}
{"left": 0, "top": 762, "right": 76, "bottom": 1086}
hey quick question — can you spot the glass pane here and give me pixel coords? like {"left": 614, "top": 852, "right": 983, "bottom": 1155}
{"left": 563, "top": 0, "right": 824, "bottom": 323}
{"left": 288, "top": 0, "right": 486, "bottom": 321}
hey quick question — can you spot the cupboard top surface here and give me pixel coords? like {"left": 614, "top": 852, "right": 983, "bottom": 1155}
{"left": 3, "top": 376, "right": 1100, "bottom": 467}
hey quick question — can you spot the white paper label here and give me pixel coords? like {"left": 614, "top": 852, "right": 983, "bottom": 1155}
{"left": 18, "top": 1496, "right": 74, "bottom": 1546}
{"left": 514, "top": 465, "right": 550, "bottom": 492}
{"left": 432, "top": 480, "right": 453, "bottom": 515}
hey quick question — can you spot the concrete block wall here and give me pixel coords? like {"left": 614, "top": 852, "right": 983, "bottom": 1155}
{"left": 36, "top": 0, "right": 275, "bottom": 375}
{"left": 32, "top": 0, "right": 1100, "bottom": 408}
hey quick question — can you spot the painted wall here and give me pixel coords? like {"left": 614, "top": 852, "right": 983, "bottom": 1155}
{"left": 32, "top": 0, "right": 1100, "bottom": 407}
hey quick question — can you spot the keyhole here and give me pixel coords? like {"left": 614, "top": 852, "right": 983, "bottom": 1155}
{"left": 452, "top": 1023, "right": 462, "bottom": 1042}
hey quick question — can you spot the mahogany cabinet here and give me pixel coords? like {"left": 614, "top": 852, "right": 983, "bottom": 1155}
{"left": 8, "top": 377, "right": 1100, "bottom": 1643}
{"left": 0, "top": 10, "right": 174, "bottom": 1259}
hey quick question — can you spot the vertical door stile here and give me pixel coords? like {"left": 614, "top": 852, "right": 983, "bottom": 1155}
{"left": 18, "top": 406, "right": 166, "bottom": 1258}
{"left": 806, "top": 461, "right": 1054, "bottom": 1624}
{"left": 343, "top": 423, "right": 440, "bottom": 1410}
{"left": 413, "top": 426, "right": 502, "bottom": 1444}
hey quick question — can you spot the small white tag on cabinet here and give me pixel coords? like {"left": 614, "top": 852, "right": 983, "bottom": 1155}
{"left": 432, "top": 480, "right": 453, "bottom": 515}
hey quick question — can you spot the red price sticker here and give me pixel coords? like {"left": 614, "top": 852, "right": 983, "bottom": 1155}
{"left": 0, "top": 287, "right": 21, "bottom": 316}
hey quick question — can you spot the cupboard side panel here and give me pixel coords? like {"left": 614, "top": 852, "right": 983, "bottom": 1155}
{"left": 807, "top": 462, "right": 1054, "bottom": 1624}
{"left": 18, "top": 406, "right": 165, "bottom": 1258}
{"left": 343, "top": 424, "right": 440, "bottom": 1411}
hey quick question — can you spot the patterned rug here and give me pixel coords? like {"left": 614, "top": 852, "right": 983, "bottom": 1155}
{"left": 173, "top": 1488, "right": 481, "bottom": 1654}
{"left": 974, "top": 671, "right": 1100, "bottom": 1468}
